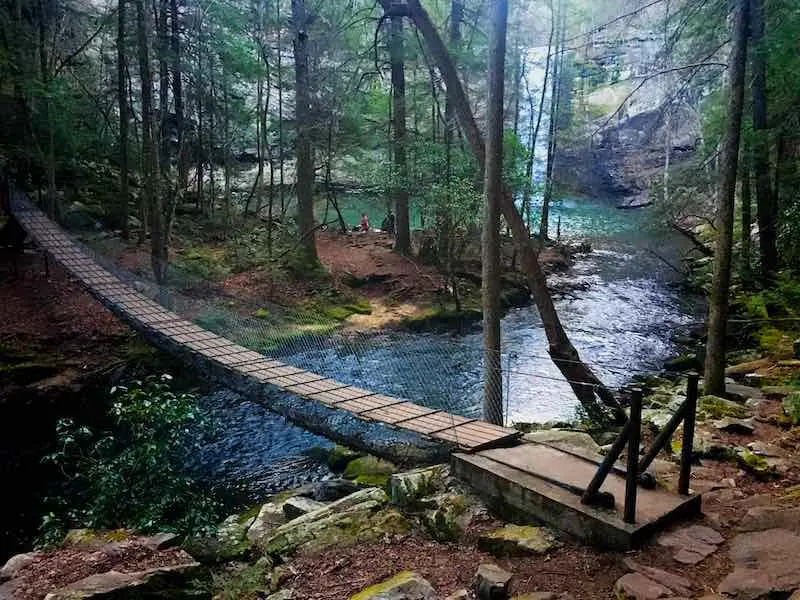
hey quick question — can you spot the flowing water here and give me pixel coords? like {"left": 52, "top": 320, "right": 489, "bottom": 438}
{"left": 194, "top": 195, "right": 702, "bottom": 502}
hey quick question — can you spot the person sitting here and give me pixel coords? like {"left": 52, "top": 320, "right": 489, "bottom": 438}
{"left": 381, "top": 211, "right": 396, "bottom": 234}
{"left": 359, "top": 213, "right": 369, "bottom": 232}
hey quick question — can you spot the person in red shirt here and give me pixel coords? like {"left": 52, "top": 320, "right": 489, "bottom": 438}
{"left": 360, "top": 213, "right": 369, "bottom": 232}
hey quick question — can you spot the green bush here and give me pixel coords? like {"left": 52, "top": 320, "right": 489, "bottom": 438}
{"left": 39, "top": 375, "right": 220, "bottom": 546}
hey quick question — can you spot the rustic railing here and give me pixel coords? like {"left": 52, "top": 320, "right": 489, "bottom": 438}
{"left": 582, "top": 373, "right": 699, "bottom": 523}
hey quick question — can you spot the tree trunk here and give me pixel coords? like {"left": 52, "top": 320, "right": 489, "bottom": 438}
{"left": 117, "top": 0, "right": 130, "bottom": 239}
{"left": 749, "top": 0, "right": 777, "bottom": 280}
{"left": 439, "top": 0, "right": 461, "bottom": 265}
{"left": 704, "top": 0, "right": 748, "bottom": 395}
{"left": 277, "top": 0, "right": 285, "bottom": 215}
{"left": 404, "top": 0, "right": 624, "bottom": 421}
{"left": 740, "top": 139, "right": 752, "bottom": 286}
{"left": 483, "top": 0, "right": 508, "bottom": 425}
{"left": 381, "top": 0, "right": 411, "bottom": 254}
{"left": 170, "top": 0, "right": 186, "bottom": 193}
{"left": 157, "top": 0, "right": 170, "bottom": 176}
{"left": 135, "top": 0, "right": 166, "bottom": 283}
{"left": 540, "top": 0, "right": 563, "bottom": 242}
{"left": 291, "top": 0, "right": 319, "bottom": 264}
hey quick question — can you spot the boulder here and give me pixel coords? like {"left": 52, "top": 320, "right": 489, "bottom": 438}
{"left": 349, "top": 571, "right": 437, "bottom": 600}
{"left": 736, "top": 448, "right": 782, "bottom": 479}
{"left": 266, "top": 591, "right": 295, "bottom": 600}
{"left": 444, "top": 590, "right": 469, "bottom": 600}
{"left": 419, "top": 493, "right": 477, "bottom": 542}
{"left": 719, "top": 528, "right": 800, "bottom": 600}
{"left": 713, "top": 418, "right": 755, "bottom": 434}
{"left": 142, "top": 533, "right": 178, "bottom": 551}
{"left": 474, "top": 564, "right": 513, "bottom": 600}
{"left": 478, "top": 525, "right": 560, "bottom": 556}
{"left": 0, "top": 552, "right": 39, "bottom": 582}
{"left": 762, "top": 386, "right": 799, "bottom": 398}
{"left": 746, "top": 441, "right": 785, "bottom": 458}
{"left": 283, "top": 497, "right": 326, "bottom": 519}
{"left": 43, "top": 563, "right": 200, "bottom": 599}
{"left": 657, "top": 525, "right": 723, "bottom": 565}
{"left": 310, "top": 479, "right": 363, "bottom": 502}
{"left": 247, "top": 502, "right": 286, "bottom": 543}
{"left": 726, "top": 358, "right": 771, "bottom": 377}
{"left": 343, "top": 456, "right": 398, "bottom": 488}
{"left": 523, "top": 430, "right": 601, "bottom": 456}
{"left": 215, "top": 513, "right": 255, "bottom": 559}
{"left": 613, "top": 573, "right": 672, "bottom": 599}
{"left": 390, "top": 465, "right": 448, "bottom": 508}
{"left": 641, "top": 408, "right": 675, "bottom": 430}
{"left": 263, "top": 488, "right": 409, "bottom": 557}
{"left": 328, "top": 445, "right": 362, "bottom": 472}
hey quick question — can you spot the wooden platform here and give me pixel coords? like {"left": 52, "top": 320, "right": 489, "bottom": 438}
{"left": 10, "top": 198, "right": 521, "bottom": 453}
{"left": 453, "top": 443, "right": 701, "bottom": 549}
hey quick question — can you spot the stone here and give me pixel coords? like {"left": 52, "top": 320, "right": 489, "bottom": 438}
{"left": 215, "top": 513, "right": 255, "bottom": 559}
{"left": 266, "top": 590, "right": 295, "bottom": 600}
{"left": 613, "top": 573, "right": 672, "bottom": 599}
{"left": 311, "top": 478, "right": 363, "bottom": 502}
{"left": 739, "top": 506, "right": 800, "bottom": 534}
{"left": 328, "top": 445, "right": 363, "bottom": 472}
{"left": 762, "top": 385, "right": 799, "bottom": 398}
{"left": 142, "top": 532, "right": 178, "bottom": 550}
{"left": 0, "top": 552, "right": 38, "bottom": 582}
{"left": 713, "top": 417, "right": 755, "bottom": 434}
{"left": 43, "top": 563, "right": 200, "bottom": 599}
{"left": 247, "top": 502, "right": 286, "bottom": 542}
{"left": 283, "top": 496, "right": 326, "bottom": 519}
{"left": 719, "top": 528, "right": 800, "bottom": 600}
{"left": 474, "top": 564, "right": 513, "bottom": 600}
{"left": 641, "top": 408, "right": 675, "bottom": 430}
{"left": 523, "top": 430, "right": 601, "bottom": 456}
{"left": 343, "top": 456, "right": 398, "bottom": 488}
{"left": 264, "top": 488, "right": 409, "bottom": 557}
{"left": 622, "top": 559, "right": 694, "bottom": 597}
{"left": 657, "top": 525, "right": 723, "bottom": 565}
{"left": 698, "top": 396, "right": 751, "bottom": 420}
{"left": 746, "top": 441, "right": 785, "bottom": 458}
{"left": 726, "top": 358, "right": 771, "bottom": 377}
{"left": 390, "top": 465, "right": 448, "bottom": 508}
{"left": 725, "top": 383, "right": 763, "bottom": 403}
{"left": 444, "top": 590, "right": 470, "bottom": 600}
{"left": 420, "top": 493, "right": 474, "bottom": 542}
{"left": 736, "top": 448, "right": 781, "bottom": 479}
{"left": 478, "top": 525, "right": 560, "bottom": 556}
{"left": 349, "top": 571, "right": 437, "bottom": 600}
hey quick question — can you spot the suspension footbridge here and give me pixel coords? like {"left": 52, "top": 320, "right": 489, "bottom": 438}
{"left": 7, "top": 190, "right": 701, "bottom": 549}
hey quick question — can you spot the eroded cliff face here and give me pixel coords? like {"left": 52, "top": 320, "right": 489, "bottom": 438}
{"left": 552, "top": 27, "right": 704, "bottom": 203}
{"left": 554, "top": 103, "right": 700, "bottom": 203}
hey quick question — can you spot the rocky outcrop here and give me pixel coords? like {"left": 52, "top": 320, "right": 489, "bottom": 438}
{"left": 390, "top": 465, "right": 448, "bottom": 508}
{"left": 554, "top": 105, "right": 699, "bottom": 202}
{"left": 42, "top": 563, "right": 200, "bottom": 599}
{"left": 474, "top": 564, "right": 513, "bottom": 600}
{"left": 657, "top": 525, "right": 723, "bottom": 565}
{"left": 263, "top": 487, "right": 409, "bottom": 557}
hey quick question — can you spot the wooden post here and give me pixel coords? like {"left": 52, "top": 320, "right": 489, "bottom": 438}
{"left": 624, "top": 388, "right": 642, "bottom": 524}
{"left": 582, "top": 418, "right": 632, "bottom": 504}
{"left": 679, "top": 373, "right": 699, "bottom": 495}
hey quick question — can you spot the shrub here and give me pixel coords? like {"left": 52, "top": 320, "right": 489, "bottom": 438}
{"left": 39, "top": 375, "right": 220, "bottom": 546}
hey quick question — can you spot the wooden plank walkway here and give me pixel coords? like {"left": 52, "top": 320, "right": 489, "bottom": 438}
{"left": 11, "top": 199, "right": 521, "bottom": 453}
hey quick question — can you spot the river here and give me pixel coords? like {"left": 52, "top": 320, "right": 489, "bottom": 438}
{"left": 191, "top": 195, "right": 702, "bottom": 505}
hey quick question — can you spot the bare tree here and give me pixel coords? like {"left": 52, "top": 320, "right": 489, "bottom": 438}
{"left": 117, "top": 0, "right": 130, "bottom": 239}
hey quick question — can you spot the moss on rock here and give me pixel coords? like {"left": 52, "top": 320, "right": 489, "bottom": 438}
{"left": 343, "top": 456, "right": 397, "bottom": 489}
{"left": 478, "top": 525, "right": 560, "bottom": 556}
{"left": 698, "top": 395, "right": 750, "bottom": 420}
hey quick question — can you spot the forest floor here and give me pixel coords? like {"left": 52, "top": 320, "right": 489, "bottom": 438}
{"left": 97, "top": 223, "right": 577, "bottom": 332}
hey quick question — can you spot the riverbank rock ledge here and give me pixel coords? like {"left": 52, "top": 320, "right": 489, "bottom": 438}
{"left": 42, "top": 563, "right": 201, "bottom": 600}
{"left": 349, "top": 571, "right": 437, "bottom": 600}
{"left": 263, "top": 487, "right": 409, "bottom": 557}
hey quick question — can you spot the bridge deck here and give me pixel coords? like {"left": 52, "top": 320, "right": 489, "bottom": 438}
{"left": 12, "top": 200, "right": 521, "bottom": 453}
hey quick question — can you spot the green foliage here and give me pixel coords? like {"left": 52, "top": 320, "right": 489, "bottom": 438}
{"left": 39, "top": 375, "right": 220, "bottom": 546}
{"left": 211, "top": 560, "right": 271, "bottom": 600}
{"left": 175, "top": 246, "right": 232, "bottom": 281}
{"left": 783, "top": 393, "right": 800, "bottom": 425}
